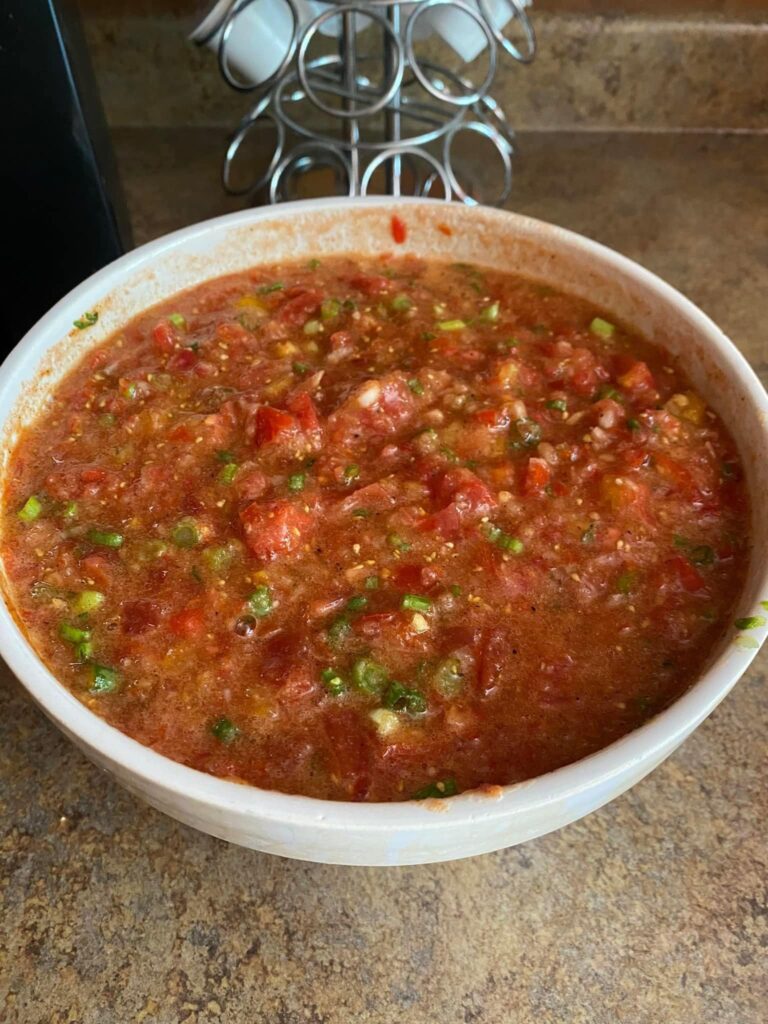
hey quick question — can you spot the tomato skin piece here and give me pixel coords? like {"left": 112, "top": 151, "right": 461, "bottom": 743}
{"left": 391, "top": 214, "right": 407, "bottom": 244}
{"left": 169, "top": 606, "right": 206, "bottom": 638}
{"left": 278, "top": 289, "right": 321, "bottom": 326}
{"left": 167, "top": 347, "right": 198, "bottom": 372}
{"left": 286, "top": 391, "right": 320, "bottom": 435}
{"left": 666, "top": 555, "right": 707, "bottom": 593}
{"left": 240, "top": 500, "right": 313, "bottom": 561}
{"left": 80, "top": 553, "right": 114, "bottom": 589}
{"left": 152, "top": 321, "right": 175, "bottom": 353}
{"left": 254, "top": 406, "right": 297, "bottom": 446}
{"left": 523, "top": 457, "right": 551, "bottom": 496}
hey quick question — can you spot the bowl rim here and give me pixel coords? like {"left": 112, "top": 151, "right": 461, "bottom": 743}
{"left": 1, "top": 194, "right": 766, "bottom": 832}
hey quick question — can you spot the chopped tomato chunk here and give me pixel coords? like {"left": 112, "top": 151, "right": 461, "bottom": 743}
{"left": 240, "top": 500, "right": 314, "bottom": 561}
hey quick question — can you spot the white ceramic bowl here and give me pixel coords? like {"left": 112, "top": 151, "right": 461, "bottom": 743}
{"left": 1, "top": 198, "right": 766, "bottom": 866}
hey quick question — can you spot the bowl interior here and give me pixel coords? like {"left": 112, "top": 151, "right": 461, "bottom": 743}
{"left": 0, "top": 197, "right": 765, "bottom": 852}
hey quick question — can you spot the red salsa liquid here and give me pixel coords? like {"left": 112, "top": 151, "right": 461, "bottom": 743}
{"left": 1, "top": 257, "right": 749, "bottom": 801}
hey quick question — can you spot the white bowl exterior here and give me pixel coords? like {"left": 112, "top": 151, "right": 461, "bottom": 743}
{"left": 1, "top": 197, "right": 766, "bottom": 865}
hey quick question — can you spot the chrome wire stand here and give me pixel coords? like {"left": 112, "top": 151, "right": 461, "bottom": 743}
{"left": 207, "top": 0, "right": 535, "bottom": 205}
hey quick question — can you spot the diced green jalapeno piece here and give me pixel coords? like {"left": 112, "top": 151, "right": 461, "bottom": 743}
{"left": 617, "top": 571, "right": 637, "bottom": 595}
{"left": 391, "top": 294, "right": 412, "bottom": 312}
{"left": 288, "top": 472, "right": 306, "bottom": 492}
{"left": 218, "top": 462, "right": 238, "bottom": 484}
{"left": 18, "top": 496, "right": 43, "bottom": 522}
{"left": 546, "top": 399, "right": 567, "bottom": 413}
{"left": 321, "top": 298, "right": 341, "bottom": 320}
{"left": 351, "top": 658, "right": 389, "bottom": 696}
{"left": 735, "top": 615, "right": 766, "bottom": 630}
{"left": 401, "top": 594, "right": 431, "bottom": 613}
{"left": 73, "top": 311, "right": 98, "bottom": 330}
{"left": 258, "top": 282, "right": 284, "bottom": 294}
{"left": 60, "top": 622, "right": 91, "bottom": 644}
{"left": 383, "top": 682, "right": 427, "bottom": 715}
{"left": 590, "top": 317, "right": 615, "bottom": 338}
{"left": 248, "top": 585, "right": 273, "bottom": 618}
{"left": 72, "top": 590, "right": 105, "bottom": 614}
{"left": 480, "top": 301, "right": 500, "bottom": 322}
{"left": 170, "top": 521, "right": 199, "bottom": 548}
{"left": 321, "top": 667, "right": 346, "bottom": 696}
{"left": 168, "top": 312, "right": 186, "bottom": 329}
{"left": 412, "top": 778, "right": 457, "bottom": 800}
{"left": 203, "top": 543, "right": 238, "bottom": 574}
{"left": 88, "top": 529, "right": 124, "bottom": 548}
{"left": 346, "top": 595, "right": 368, "bottom": 613}
{"left": 303, "top": 319, "right": 323, "bottom": 335}
{"left": 210, "top": 716, "right": 239, "bottom": 743}
{"left": 90, "top": 664, "right": 119, "bottom": 694}
{"left": 387, "top": 533, "right": 411, "bottom": 552}
{"left": 327, "top": 615, "right": 351, "bottom": 648}
{"left": 407, "top": 378, "right": 424, "bottom": 395}
{"left": 343, "top": 464, "right": 360, "bottom": 483}
{"left": 364, "top": 575, "right": 379, "bottom": 590}
{"left": 436, "top": 319, "right": 466, "bottom": 332}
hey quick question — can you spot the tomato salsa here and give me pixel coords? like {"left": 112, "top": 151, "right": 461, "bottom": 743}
{"left": 1, "top": 256, "right": 749, "bottom": 801}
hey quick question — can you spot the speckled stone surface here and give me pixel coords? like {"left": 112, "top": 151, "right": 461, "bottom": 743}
{"left": 1, "top": 130, "right": 766, "bottom": 1023}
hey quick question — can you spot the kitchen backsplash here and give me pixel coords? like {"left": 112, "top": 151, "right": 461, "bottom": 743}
{"left": 77, "top": 1, "right": 767, "bottom": 132}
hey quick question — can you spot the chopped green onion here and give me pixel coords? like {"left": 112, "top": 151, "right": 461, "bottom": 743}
{"left": 75, "top": 641, "right": 93, "bottom": 662}
{"left": 391, "top": 294, "right": 412, "bottom": 312}
{"left": 18, "top": 495, "right": 43, "bottom": 522}
{"left": 59, "top": 622, "right": 91, "bottom": 644}
{"left": 210, "top": 717, "right": 239, "bottom": 743}
{"left": 364, "top": 575, "right": 379, "bottom": 590}
{"left": 216, "top": 450, "right": 237, "bottom": 464}
{"left": 307, "top": 258, "right": 321, "bottom": 270}
{"left": 248, "top": 585, "right": 273, "bottom": 618}
{"left": 436, "top": 319, "right": 466, "bottom": 332}
{"left": 170, "top": 521, "right": 199, "bottom": 548}
{"left": 482, "top": 523, "right": 502, "bottom": 545}
{"left": 62, "top": 501, "right": 78, "bottom": 519}
{"left": 168, "top": 312, "right": 186, "bottom": 329}
{"left": 343, "top": 464, "right": 360, "bottom": 483}
{"left": 257, "top": 282, "right": 284, "bottom": 294}
{"left": 383, "top": 682, "right": 427, "bottom": 715}
{"left": 99, "top": 412, "right": 116, "bottom": 427}
{"left": 412, "top": 778, "right": 457, "bottom": 800}
{"left": 421, "top": 331, "right": 436, "bottom": 341}
{"left": 479, "top": 301, "right": 500, "bottom": 322}
{"left": 122, "top": 382, "right": 137, "bottom": 400}
{"left": 292, "top": 361, "right": 310, "bottom": 375}
{"left": 509, "top": 418, "right": 542, "bottom": 450}
{"left": 449, "top": 584, "right": 462, "bottom": 598}
{"left": 352, "top": 508, "right": 372, "bottom": 518}
{"left": 407, "top": 378, "right": 424, "bottom": 396}
{"left": 90, "top": 664, "right": 120, "bottom": 694}
{"left": 72, "top": 590, "right": 105, "bottom": 614}
{"left": 433, "top": 658, "right": 464, "bottom": 698}
{"left": 627, "top": 418, "right": 641, "bottom": 431}
{"left": 73, "top": 311, "right": 98, "bottom": 330}
{"left": 401, "top": 594, "right": 431, "bottom": 613}
{"left": 546, "top": 399, "right": 567, "bottom": 413}
{"left": 321, "top": 667, "right": 346, "bottom": 696}
{"left": 590, "top": 317, "right": 615, "bottom": 338}
{"left": 327, "top": 615, "right": 351, "bottom": 648}
{"left": 87, "top": 529, "right": 124, "bottom": 549}
{"left": 735, "top": 615, "right": 766, "bottom": 630}
{"left": 321, "top": 298, "right": 341, "bottom": 320}
{"left": 351, "top": 658, "right": 389, "bottom": 696}
{"left": 303, "top": 319, "right": 323, "bottom": 335}
{"left": 288, "top": 472, "right": 306, "bottom": 492}
{"left": 346, "top": 595, "right": 368, "bottom": 613}
{"left": 218, "top": 462, "right": 238, "bottom": 484}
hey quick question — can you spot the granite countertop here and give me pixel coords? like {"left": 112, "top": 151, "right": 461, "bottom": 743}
{"left": 1, "top": 128, "right": 766, "bottom": 1024}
